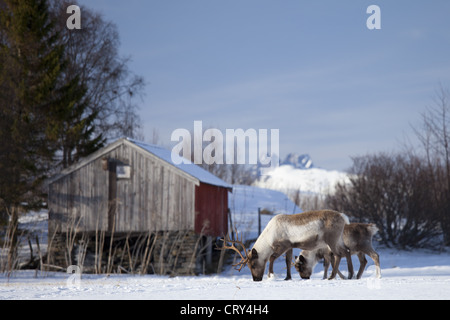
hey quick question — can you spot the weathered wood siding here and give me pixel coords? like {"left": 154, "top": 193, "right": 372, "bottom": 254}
{"left": 48, "top": 157, "right": 109, "bottom": 234}
{"left": 48, "top": 142, "right": 197, "bottom": 234}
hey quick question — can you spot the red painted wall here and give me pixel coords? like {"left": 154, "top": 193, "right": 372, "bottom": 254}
{"left": 194, "top": 183, "right": 229, "bottom": 237}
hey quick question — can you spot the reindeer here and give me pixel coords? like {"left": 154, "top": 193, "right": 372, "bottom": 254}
{"left": 295, "top": 223, "right": 381, "bottom": 280}
{"left": 221, "top": 210, "right": 354, "bottom": 281}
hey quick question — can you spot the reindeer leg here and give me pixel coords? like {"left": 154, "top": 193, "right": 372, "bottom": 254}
{"left": 337, "top": 269, "right": 347, "bottom": 279}
{"left": 268, "top": 242, "right": 292, "bottom": 279}
{"left": 284, "top": 248, "right": 292, "bottom": 280}
{"left": 328, "top": 252, "right": 346, "bottom": 279}
{"left": 356, "top": 252, "right": 367, "bottom": 279}
{"left": 329, "top": 241, "right": 353, "bottom": 280}
{"left": 328, "top": 254, "right": 341, "bottom": 280}
{"left": 323, "top": 255, "right": 330, "bottom": 280}
{"left": 344, "top": 246, "right": 354, "bottom": 280}
{"left": 366, "top": 249, "right": 381, "bottom": 279}
{"left": 268, "top": 254, "right": 277, "bottom": 279}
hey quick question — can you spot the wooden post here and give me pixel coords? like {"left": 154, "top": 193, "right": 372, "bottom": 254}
{"left": 217, "top": 241, "right": 226, "bottom": 274}
{"left": 227, "top": 208, "right": 234, "bottom": 239}
{"left": 206, "top": 236, "right": 212, "bottom": 272}
{"left": 258, "top": 207, "right": 261, "bottom": 236}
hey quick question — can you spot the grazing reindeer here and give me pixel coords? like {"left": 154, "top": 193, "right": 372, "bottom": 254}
{"left": 221, "top": 210, "right": 354, "bottom": 281}
{"left": 295, "top": 223, "right": 381, "bottom": 279}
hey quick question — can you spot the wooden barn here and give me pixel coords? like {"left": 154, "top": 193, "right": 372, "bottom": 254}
{"left": 47, "top": 138, "right": 232, "bottom": 275}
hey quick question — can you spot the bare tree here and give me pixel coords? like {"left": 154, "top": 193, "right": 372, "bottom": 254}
{"left": 49, "top": 1, "right": 145, "bottom": 166}
{"left": 327, "top": 86, "right": 450, "bottom": 248}
{"left": 413, "top": 85, "right": 450, "bottom": 245}
{"left": 327, "top": 153, "right": 442, "bottom": 249}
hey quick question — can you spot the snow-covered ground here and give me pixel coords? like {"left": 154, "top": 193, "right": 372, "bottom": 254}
{"left": 1, "top": 185, "right": 450, "bottom": 300}
{"left": 1, "top": 248, "right": 450, "bottom": 300}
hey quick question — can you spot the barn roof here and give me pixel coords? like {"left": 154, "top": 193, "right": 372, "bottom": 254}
{"left": 127, "top": 138, "right": 232, "bottom": 189}
{"left": 48, "top": 138, "right": 232, "bottom": 190}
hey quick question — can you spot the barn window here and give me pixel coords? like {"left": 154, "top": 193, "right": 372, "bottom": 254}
{"left": 117, "top": 165, "right": 131, "bottom": 179}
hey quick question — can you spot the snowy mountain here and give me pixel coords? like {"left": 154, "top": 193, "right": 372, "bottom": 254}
{"left": 281, "top": 153, "right": 314, "bottom": 169}
{"left": 255, "top": 153, "right": 350, "bottom": 196}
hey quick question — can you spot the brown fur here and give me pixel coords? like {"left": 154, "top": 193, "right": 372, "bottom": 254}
{"left": 295, "top": 223, "right": 381, "bottom": 279}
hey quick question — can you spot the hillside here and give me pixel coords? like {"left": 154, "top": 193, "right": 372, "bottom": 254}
{"left": 228, "top": 185, "right": 301, "bottom": 241}
{"left": 255, "top": 154, "right": 350, "bottom": 196}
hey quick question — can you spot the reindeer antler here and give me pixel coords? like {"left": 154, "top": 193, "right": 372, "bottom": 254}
{"left": 220, "top": 229, "right": 249, "bottom": 272}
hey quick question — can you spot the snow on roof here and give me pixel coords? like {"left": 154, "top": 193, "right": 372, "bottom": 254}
{"left": 127, "top": 138, "right": 232, "bottom": 189}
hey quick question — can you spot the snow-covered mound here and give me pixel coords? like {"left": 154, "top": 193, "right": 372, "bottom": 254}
{"left": 229, "top": 185, "right": 301, "bottom": 216}
{"left": 255, "top": 164, "right": 350, "bottom": 195}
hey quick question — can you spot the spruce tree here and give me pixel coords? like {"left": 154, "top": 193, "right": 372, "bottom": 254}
{"left": 57, "top": 74, "right": 105, "bottom": 168}
{"left": 0, "top": 0, "right": 101, "bottom": 269}
{"left": 0, "top": 0, "right": 63, "bottom": 211}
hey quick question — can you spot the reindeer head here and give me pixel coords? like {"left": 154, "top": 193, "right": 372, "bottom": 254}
{"left": 246, "top": 248, "right": 266, "bottom": 281}
{"left": 295, "top": 251, "right": 319, "bottom": 279}
{"left": 295, "top": 255, "right": 311, "bottom": 279}
{"left": 221, "top": 231, "right": 266, "bottom": 282}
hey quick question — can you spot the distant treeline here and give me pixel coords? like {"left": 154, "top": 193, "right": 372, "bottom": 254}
{"left": 327, "top": 86, "right": 450, "bottom": 249}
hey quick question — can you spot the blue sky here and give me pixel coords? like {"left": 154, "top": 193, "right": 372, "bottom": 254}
{"left": 77, "top": 0, "right": 450, "bottom": 171}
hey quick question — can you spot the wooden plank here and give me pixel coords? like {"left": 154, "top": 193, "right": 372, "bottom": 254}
{"left": 167, "top": 169, "right": 175, "bottom": 230}
{"left": 108, "top": 160, "right": 117, "bottom": 232}
{"left": 176, "top": 176, "right": 183, "bottom": 229}
{"left": 180, "top": 176, "right": 186, "bottom": 229}
{"left": 142, "top": 156, "right": 150, "bottom": 231}
{"left": 186, "top": 182, "right": 195, "bottom": 230}
{"left": 153, "top": 163, "right": 162, "bottom": 231}
{"left": 98, "top": 157, "right": 108, "bottom": 232}
{"left": 137, "top": 149, "right": 145, "bottom": 231}
{"left": 82, "top": 162, "right": 88, "bottom": 230}
{"left": 127, "top": 149, "right": 135, "bottom": 231}
{"left": 149, "top": 159, "right": 155, "bottom": 231}
{"left": 161, "top": 166, "right": 168, "bottom": 230}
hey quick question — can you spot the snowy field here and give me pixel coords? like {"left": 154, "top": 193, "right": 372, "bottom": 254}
{"left": 1, "top": 185, "right": 449, "bottom": 300}
{"left": 1, "top": 248, "right": 450, "bottom": 300}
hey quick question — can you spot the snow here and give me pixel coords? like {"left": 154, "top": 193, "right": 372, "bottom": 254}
{"left": 229, "top": 185, "right": 302, "bottom": 240}
{"left": 254, "top": 164, "right": 350, "bottom": 195}
{"left": 1, "top": 185, "right": 450, "bottom": 300}
{"left": 1, "top": 249, "right": 450, "bottom": 300}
